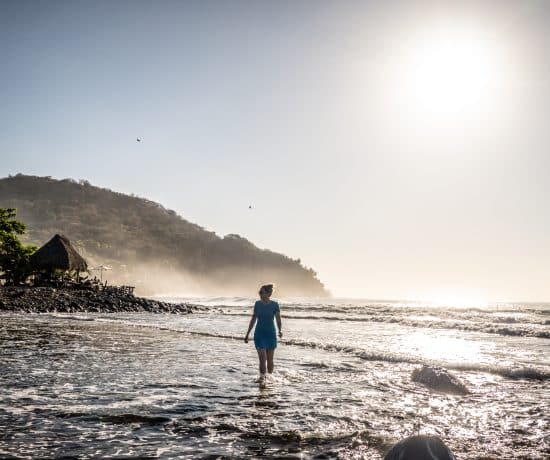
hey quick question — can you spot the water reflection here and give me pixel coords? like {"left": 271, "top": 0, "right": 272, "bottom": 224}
{"left": 400, "top": 330, "right": 489, "bottom": 364}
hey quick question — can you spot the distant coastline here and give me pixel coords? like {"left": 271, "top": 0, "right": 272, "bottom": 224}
{"left": 0, "top": 174, "right": 328, "bottom": 297}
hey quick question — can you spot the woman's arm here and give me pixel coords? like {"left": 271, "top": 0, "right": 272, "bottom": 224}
{"left": 244, "top": 313, "right": 257, "bottom": 343}
{"left": 276, "top": 311, "right": 282, "bottom": 338}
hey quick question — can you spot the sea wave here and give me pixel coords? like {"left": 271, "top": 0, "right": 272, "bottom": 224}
{"left": 283, "top": 337, "right": 550, "bottom": 381}
{"left": 222, "top": 311, "right": 550, "bottom": 339}
{"left": 91, "top": 318, "right": 550, "bottom": 382}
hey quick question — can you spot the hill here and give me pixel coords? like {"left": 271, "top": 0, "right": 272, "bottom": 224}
{"left": 0, "top": 174, "right": 328, "bottom": 297}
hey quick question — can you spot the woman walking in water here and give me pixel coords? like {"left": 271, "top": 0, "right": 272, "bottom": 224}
{"left": 244, "top": 284, "right": 282, "bottom": 388}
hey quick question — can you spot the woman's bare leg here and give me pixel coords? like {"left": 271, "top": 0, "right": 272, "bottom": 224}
{"left": 256, "top": 349, "right": 267, "bottom": 375}
{"left": 266, "top": 349, "right": 275, "bottom": 374}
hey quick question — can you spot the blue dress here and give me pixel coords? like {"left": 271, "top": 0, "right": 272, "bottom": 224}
{"left": 253, "top": 300, "right": 280, "bottom": 350}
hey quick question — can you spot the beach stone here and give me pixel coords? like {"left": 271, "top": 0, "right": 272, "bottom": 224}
{"left": 412, "top": 365, "right": 469, "bottom": 395}
{"left": 384, "top": 435, "right": 455, "bottom": 460}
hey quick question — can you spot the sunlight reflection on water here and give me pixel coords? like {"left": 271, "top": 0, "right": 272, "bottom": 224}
{"left": 400, "top": 330, "right": 490, "bottom": 364}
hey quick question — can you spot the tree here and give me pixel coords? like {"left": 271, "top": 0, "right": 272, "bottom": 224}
{"left": 0, "top": 208, "right": 36, "bottom": 285}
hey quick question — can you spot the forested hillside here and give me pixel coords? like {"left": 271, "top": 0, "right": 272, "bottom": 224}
{"left": 0, "top": 174, "right": 327, "bottom": 296}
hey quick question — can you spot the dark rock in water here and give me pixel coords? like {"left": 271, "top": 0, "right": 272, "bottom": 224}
{"left": 98, "top": 413, "right": 170, "bottom": 425}
{"left": 384, "top": 435, "right": 455, "bottom": 460}
{"left": 412, "top": 365, "right": 469, "bottom": 395}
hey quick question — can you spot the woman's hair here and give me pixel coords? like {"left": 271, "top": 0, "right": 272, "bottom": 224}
{"left": 259, "top": 284, "right": 274, "bottom": 296}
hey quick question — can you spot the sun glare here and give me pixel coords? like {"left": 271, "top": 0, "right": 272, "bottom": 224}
{"left": 410, "top": 36, "right": 493, "bottom": 112}
{"left": 401, "top": 331, "right": 486, "bottom": 363}
{"left": 386, "top": 27, "right": 502, "bottom": 119}
{"left": 424, "top": 294, "right": 490, "bottom": 309}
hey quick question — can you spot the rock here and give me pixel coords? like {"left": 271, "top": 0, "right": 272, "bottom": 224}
{"left": 412, "top": 365, "right": 469, "bottom": 395}
{"left": 0, "top": 286, "right": 207, "bottom": 315}
{"left": 384, "top": 435, "right": 455, "bottom": 460}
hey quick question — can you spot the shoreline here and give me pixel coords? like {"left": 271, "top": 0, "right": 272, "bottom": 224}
{"left": 0, "top": 286, "right": 207, "bottom": 314}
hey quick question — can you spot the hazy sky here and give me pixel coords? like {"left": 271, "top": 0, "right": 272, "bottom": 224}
{"left": 1, "top": 0, "right": 549, "bottom": 301}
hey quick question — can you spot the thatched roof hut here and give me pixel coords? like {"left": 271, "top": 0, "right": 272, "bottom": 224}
{"left": 30, "top": 234, "right": 88, "bottom": 272}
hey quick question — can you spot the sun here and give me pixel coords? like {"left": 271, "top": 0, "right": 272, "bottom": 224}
{"left": 386, "top": 27, "right": 501, "bottom": 119}
{"left": 409, "top": 35, "right": 494, "bottom": 114}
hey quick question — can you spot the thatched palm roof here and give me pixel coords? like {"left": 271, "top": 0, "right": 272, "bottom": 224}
{"left": 30, "top": 234, "right": 88, "bottom": 272}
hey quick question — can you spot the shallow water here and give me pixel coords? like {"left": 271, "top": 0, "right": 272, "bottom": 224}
{"left": 1, "top": 298, "right": 549, "bottom": 458}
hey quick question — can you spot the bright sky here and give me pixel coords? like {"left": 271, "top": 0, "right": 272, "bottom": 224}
{"left": 1, "top": 0, "right": 549, "bottom": 302}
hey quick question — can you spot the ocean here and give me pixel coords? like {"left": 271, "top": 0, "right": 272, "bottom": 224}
{"left": 1, "top": 298, "right": 548, "bottom": 459}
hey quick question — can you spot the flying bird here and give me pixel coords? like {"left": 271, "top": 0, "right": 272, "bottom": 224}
{"left": 136, "top": 138, "right": 141, "bottom": 142}
{"left": 249, "top": 205, "right": 253, "bottom": 209}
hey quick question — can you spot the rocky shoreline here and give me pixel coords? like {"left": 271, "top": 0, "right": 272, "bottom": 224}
{"left": 0, "top": 286, "right": 207, "bottom": 314}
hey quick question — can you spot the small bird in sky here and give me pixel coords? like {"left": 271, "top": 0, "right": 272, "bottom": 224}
{"left": 136, "top": 138, "right": 141, "bottom": 142}
{"left": 249, "top": 205, "right": 253, "bottom": 210}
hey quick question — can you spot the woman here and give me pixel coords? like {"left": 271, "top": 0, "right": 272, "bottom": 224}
{"left": 244, "top": 284, "right": 283, "bottom": 387}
